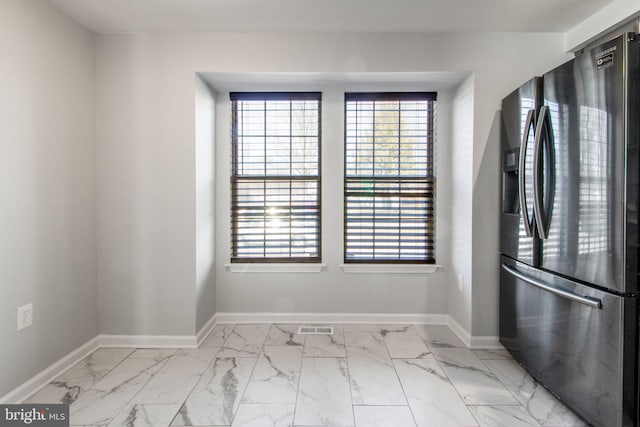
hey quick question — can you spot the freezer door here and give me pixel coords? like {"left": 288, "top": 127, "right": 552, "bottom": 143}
{"left": 500, "top": 256, "right": 638, "bottom": 427}
{"left": 500, "top": 77, "right": 541, "bottom": 266}
{"left": 540, "top": 35, "right": 629, "bottom": 292}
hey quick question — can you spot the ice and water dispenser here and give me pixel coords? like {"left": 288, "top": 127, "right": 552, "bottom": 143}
{"left": 502, "top": 147, "right": 519, "bottom": 214}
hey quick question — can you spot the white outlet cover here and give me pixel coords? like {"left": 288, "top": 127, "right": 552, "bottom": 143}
{"left": 17, "top": 303, "right": 33, "bottom": 331}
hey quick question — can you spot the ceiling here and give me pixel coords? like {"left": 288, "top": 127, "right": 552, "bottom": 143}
{"left": 51, "top": 0, "right": 614, "bottom": 33}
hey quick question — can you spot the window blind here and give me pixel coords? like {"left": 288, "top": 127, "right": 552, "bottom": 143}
{"left": 231, "top": 92, "right": 321, "bottom": 262}
{"left": 344, "top": 92, "right": 436, "bottom": 263}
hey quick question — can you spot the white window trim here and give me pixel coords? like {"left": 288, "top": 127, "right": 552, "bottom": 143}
{"left": 226, "top": 263, "right": 326, "bottom": 273}
{"left": 340, "top": 264, "right": 441, "bottom": 274}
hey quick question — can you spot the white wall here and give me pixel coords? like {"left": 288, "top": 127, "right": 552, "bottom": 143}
{"left": 449, "top": 75, "right": 474, "bottom": 332}
{"left": 565, "top": 0, "right": 640, "bottom": 51}
{"left": 195, "top": 76, "right": 217, "bottom": 331}
{"left": 0, "top": 0, "right": 96, "bottom": 396}
{"left": 95, "top": 31, "right": 571, "bottom": 336}
{"left": 471, "top": 110, "right": 502, "bottom": 336}
{"left": 95, "top": 34, "right": 197, "bottom": 335}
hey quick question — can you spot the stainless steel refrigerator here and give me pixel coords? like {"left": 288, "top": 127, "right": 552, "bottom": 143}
{"left": 500, "top": 32, "right": 640, "bottom": 427}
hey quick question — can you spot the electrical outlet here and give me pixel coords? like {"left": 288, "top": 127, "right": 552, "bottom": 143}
{"left": 17, "top": 303, "right": 33, "bottom": 331}
{"left": 457, "top": 274, "right": 464, "bottom": 291}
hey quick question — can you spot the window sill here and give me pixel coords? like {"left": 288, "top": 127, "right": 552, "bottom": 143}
{"left": 225, "top": 263, "right": 326, "bottom": 273}
{"left": 340, "top": 264, "right": 441, "bottom": 274}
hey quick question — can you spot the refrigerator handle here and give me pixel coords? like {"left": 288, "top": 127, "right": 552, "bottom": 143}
{"left": 519, "top": 109, "right": 536, "bottom": 237}
{"left": 502, "top": 263, "right": 603, "bottom": 309}
{"left": 533, "top": 106, "right": 551, "bottom": 239}
{"left": 543, "top": 107, "right": 555, "bottom": 238}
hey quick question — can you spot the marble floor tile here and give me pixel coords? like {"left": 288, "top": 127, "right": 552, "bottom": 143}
{"left": 343, "top": 329, "right": 388, "bottom": 360}
{"left": 231, "top": 404, "right": 295, "bottom": 427}
{"left": 343, "top": 329, "right": 385, "bottom": 351}
{"left": 353, "top": 406, "right": 416, "bottom": 427}
{"left": 29, "top": 348, "right": 134, "bottom": 405}
{"left": 346, "top": 346, "right": 406, "bottom": 405}
{"left": 106, "top": 404, "right": 180, "bottom": 427}
{"left": 70, "top": 358, "right": 167, "bottom": 426}
{"left": 32, "top": 323, "right": 587, "bottom": 427}
{"left": 342, "top": 324, "right": 381, "bottom": 333}
{"left": 294, "top": 358, "right": 353, "bottom": 426}
{"left": 201, "top": 324, "right": 236, "bottom": 347}
{"left": 432, "top": 348, "right": 519, "bottom": 405}
{"left": 218, "top": 325, "right": 271, "bottom": 357}
{"left": 242, "top": 346, "right": 303, "bottom": 404}
{"left": 472, "top": 349, "right": 511, "bottom": 360}
{"left": 128, "top": 349, "right": 178, "bottom": 361}
{"left": 132, "top": 347, "right": 219, "bottom": 404}
{"left": 379, "top": 325, "right": 431, "bottom": 359}
{"left": 303, "top": 326, "right": 346, "bottom": 358}
{"left": 483, "top": 359, "right": 587, "bottom": 427}
{"left": 414, "top": 325, "right": 466, "bottom": 348}
{"left": 264, "top": 325, "right": 305, "bottom": 346}
{"left": 172, "top": 357, "right": 257, "bottom": 426}
{"left": 468, "top": 405, "right": 542, "bottom": 427}
{"left": 393, "top": 358, "right": 478, "bottom": 427}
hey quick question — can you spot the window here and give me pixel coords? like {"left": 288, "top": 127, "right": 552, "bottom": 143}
{"left": 231, "top": 92, "right": 321, "bottom": 262}
{"left": 344, "top": 92, "right": 436, "bottom": 263}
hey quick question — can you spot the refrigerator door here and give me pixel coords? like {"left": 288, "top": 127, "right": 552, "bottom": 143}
{"left": 500, "top": 255, "right": 638, "bottom": 427}
{"left": 540, "top": 35, "right": 628, "bottom": 292}
{"left": 500, "top": 77, "right": 541, "bottom": 266}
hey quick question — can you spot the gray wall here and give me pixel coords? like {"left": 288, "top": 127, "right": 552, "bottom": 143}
{"left": 472, "top": 111, "right": 502, "bottom": 336}
{"left": 195, "top": 76, "right": 217, "bottom": 331}
{"left": 0, "top": 0, "right": 97, "bottom": 396}
{"left": 95, "top": 34, "right": 197, "bottom": 335}
{"left": 449, "top": 75, "right": 475, "bottom": 332}
{"left": 95, "top": 32, "right": 571, "bottom": 335}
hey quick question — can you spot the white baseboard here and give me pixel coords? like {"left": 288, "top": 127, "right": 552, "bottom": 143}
{"left": 447, "top": 316, "right": 502, "bottom": 349}
{"left": 0, "top": 336, "right": 100, "bottom": 404}
{"left": 214, "top": 312, "right": 449, "bottom": 325}
{"left": 469, "top": 336, "right": 503, "bottom": 349}
{"left": 98, "top": 334, "right": 197, "bottom": 349}
{"left": 447, "top": 316, "right": 472, "bottom": 347}
{"left": 1, "top": 332, "right": 200, "bottom": 404}
{"left": 196, "top": 313, "right": 218, "bottom": 346}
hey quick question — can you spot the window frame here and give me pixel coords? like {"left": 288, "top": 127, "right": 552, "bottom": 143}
{"left": 343, "top": 92, "right": 437, "bottom": 264}
{"left": 230, "top": 91, "right": 322, "bottom": 263}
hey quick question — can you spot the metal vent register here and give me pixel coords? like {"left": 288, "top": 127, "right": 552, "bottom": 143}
{"left": 297, "top": 326, "right": 334, "bottom": 335}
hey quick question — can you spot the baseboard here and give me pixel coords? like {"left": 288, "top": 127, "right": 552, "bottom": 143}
{"left": 98, "top": 334, "right": 197, "bottom": 348}
{"left": 447, "top": 316, "right": 472, "bottom": 347}
{"left": 214, "top": 312, "right": 449, "bottom": 325}
{"left": 0, "top": 336, "right": 101, "bottom": 404}
{"left": 447, "top": 316, "right": 502, "bottom": 349}
{"left": 196, "top": 313, "right": 217, "bottom": 346}
{"left": 469, "top": 335, "right": 503, "bottom": 349}
{"left": 1, "top": 332, "right": 200, "bottom": 403}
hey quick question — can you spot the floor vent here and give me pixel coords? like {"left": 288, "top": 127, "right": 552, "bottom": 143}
{"left": 297, "top": 326, "right": 334, "bottom": 335}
